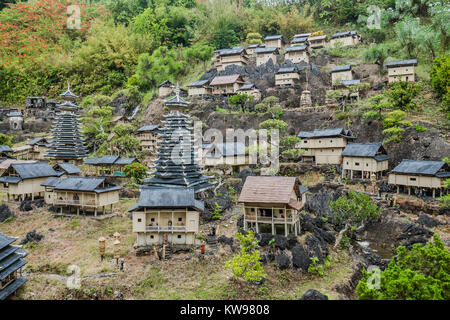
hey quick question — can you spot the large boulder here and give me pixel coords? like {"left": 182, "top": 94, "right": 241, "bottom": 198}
{"left": 0, "top": 204, "right": 13, "bottom": 222}
{"left": 299, "top": 289, "right": 328, "bottom": 300}
{"left": 20, "top": 230, "right": 44, "bottom": 245}
{"left": 291, "top": 244, "right": 311, "bottom": 271}
{"left": 397, "top": 223, "right": 433, "bottom": 248}
{"left": 417, "top": 214, "right": 442, "bottom": 228}
{"left": 305, "top": 235, "right": 326, "bottom": 263}
{"left": 19, "top": 200, "right": 33, "bottom": 212}
{"left": 275, "top": 253, "right": 291, "bottom": 270}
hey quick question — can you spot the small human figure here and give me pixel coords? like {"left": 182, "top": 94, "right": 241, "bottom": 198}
{"left": 120, "top": 258, "right": 125, "bottom": 272}
{"left": 119, "top": 291, "right": 123, "bottom": 300}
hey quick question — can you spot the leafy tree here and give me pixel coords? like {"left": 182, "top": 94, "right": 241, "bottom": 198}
{"left": 0, "top": 133, "right": 13, "bottom": 147}
{"left": 259, "top": 119, "right": 288, "bottom": 132}
{"left": 246, "top": 32, "right": 262, "bottom": 45}
{"left": 329, "top": 190, "right": 381, "bottom": 228}
{"left": 225, "top": 231, "right": 267, "bottom": 283}
{"left": 228, "top": 93, "right": 253, "bottom": 112}
{"left": 357, "top": 234, "right": 450, "bottom": 300}
{"left": 82, "top": 106, "right": 115, "bottom": 151}
{"left": 385, "top": 81, "right": 420, "bottom": 111}
{"left": 280, "top": 135, "right": 303, "bottom": 161}
{"left": 363, "top": 44, "right": 388, "bottom": 71}
{"left": 106, "top": 0, "right": 149, "bottom": 26}
{"left": 381, "top": 110, "right": 412, "bottom": 144}
{"left": 124, "top": 162, "right": 148, "bottom": 184}
{"left": 184, "top": 43, "right": 214, "bottom": 69}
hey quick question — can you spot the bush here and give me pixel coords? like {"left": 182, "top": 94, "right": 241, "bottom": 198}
{"left": 124, "top": 163, "right": 148, "bottom": 184}
{"left": 415, "top": 124, "right": 427, "bottom": 132}
{"left": 385, "top": 81, "right": 420, "bottom": 111}
{"left": 356, "top": 235, "right": 450, "bottom": 300}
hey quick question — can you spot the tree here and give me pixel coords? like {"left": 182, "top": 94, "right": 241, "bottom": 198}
{"left": 363, "top": 44, "right": 388, "bottom": 71}
{"left": 124, "top": 162, "right": 148, "bottom": 184}
{"left": 246, "top": 32, "right": 262, "bottom": 45}
{"left": 82, "top": 106, "right": 115, "bottom": 151}
{"left": 225, "top": 231, "right": 267, "bottom": 283}
{"left": 385, "top": 81, "right": 420, "bottom": 111}
{"left": 280, "top": 136, "right": 303, "bottom": 161}
{"left": 259, "top": 119, "right": 288, "bottom": 132}
{"left": 0, "top": 133, "right": 13, "bottom": 147}
{"left": 228, "top": 93, "right": 253, "bottom": 112}
{"left": 184, "top": 43, "right": 214, "bottom": 69}
{"left": 381, "top": 110, "right": 412, "bottom": 144}
{"left": 356, "top": 234, "right": 450, "bottom": 300}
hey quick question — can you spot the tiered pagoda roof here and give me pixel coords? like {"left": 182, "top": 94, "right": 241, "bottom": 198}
{"left": 0, "top": 233, "right": 27, "bottom": 300}
{"left": 143, "top": 111, "right": 213, "bottom": 193}
{"left": 45, "top": 84, "right": 87, "bottom": 161}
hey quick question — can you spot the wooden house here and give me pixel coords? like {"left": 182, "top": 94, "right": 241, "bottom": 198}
{"left": 0, "top": 162, "right": 60, "bottom": 201}
{"left": 236, "top": 83, "right": 261, "bottom": 101}
{"left": 246, "top": 43, "right": 261, "bottom": 55}
{"left": 187, "top": 80, "right": 212, "bottom": 96}
{"left": 285, "top": 45, "right": 309, "bottom": 64}
{"left": 341, "top": 142, "right": 389, "bottom": 180}
{"left": 290, "top": 36, "right": 309, "bottom": 47}
{"left": 238, "top": 176, "right": 307, "bottom": 236}
{"left": 130, "top": 187, "right": 203, "bottom": 251}
{"left": 158, "top": 80, "right": 175, "bottom": 98}
{"left": 264, "top": 35, "right": 285, "bottom": 49}
{"left": 0, "top": 145, "right": 13, "bottom": 159}
{"left": 42, "top": 177, "right": 120, "bottom": 215}
{"left": 297, "top": 128, "right": 356, "bottom": 165}
{"left": 202, "top": 142, "right": 248, "bottom": 173}
{"left": 11, "top": 145, "right": 33, "bottom": 160}
{"left": 0, "top": 233, "right": 27, "bottom": 300}
{"left": 331, "top": 65, "right": 353, "bottom": 84}
{"left": 210, "top": 74, "right": 245, "bottom": 95}
{"left": 0, "top": 160, "right": 37, "bottom": 176}
{"left": 84, "top": 156, "right": 137, "bottom": 177}
{"left": 335, "top": 79, "right": 362, "bottom": 100}
{"left": 136, "top": 124, "right": 160, "bottom": 154}
{"left": 308, "top": 35, "right": 327, "bottom": 49}
{"left": 27, "top": 137, "right": 50, "bottom": 160}
{"left": 53, "top": 162, "right": 82, "bottom": 177}
{"left": 388, "top": 160, "right": 450, "bottom": 198}
{"left": 254, "top": 47, "right": 279, "bottom": 66}
{"left": 385, "top": 59, "right": 417, "bottom": 83}
{"left": 213, "top": 47, "right": 248, "bottom": 71}
{"left": 330, "top": 30, "right": 361, "bottom": 47}
{"left": 275, "top": 67, "right": 300, "bottom": 86}
{"left": 294, "top": 33, "right": 312, "bottom": 38}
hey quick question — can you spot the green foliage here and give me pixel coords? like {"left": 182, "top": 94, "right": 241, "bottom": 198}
{"left": 0, "top": 133, "right": 13, "bottom": 147}
{"left": 356, "top": 234, "right": 450, "bottom": 300}
{"left": 280, "top": 135, "right": 303, "bottom": 161}
{"left": 246, "top": 32, "right": 262, "bottom": 45}
{"left": 259, "top": 119, "right": 288, "bottom": 132}
{"left": 228, "top": 93, "right": 254, "bottom": 112}
{"left": 430, "top": 54, "right": 450, "bottom": 119}
{"left": 124, "top": 162, "right": 148, "bottom": 184}
{"left": 308, "top": 256, "right": 331, "bottom": 277}
{"left": 225, "top": 231, "right": 267, "bottom": 283}
{"left": 385, "top": 81, "right": 420, "bottom": 111}
{"left": 363, "top": 110, "right": 382, "bottom": 120}
{"left": 81, "top": 106, "right": 115, "bottom": 151}
{"left": 211, "top": 202, "right": 223, "bottom": 220}
{"left": 340, "top": 234, "right": 350, "bottom": 249}
{"left": 363, "top": 44, "right": 388, "bottom": 69}
{"left": 415, "top": 124, "right": 427, "bottom": 132}
{"left": 329, "top": 190, "right": 381, "bottom": 228}
{"left": 184, "top": 43, "right": 214, "bottom": 68}
{"left": 381, "top": 110, "right": 412, "bottom": 144}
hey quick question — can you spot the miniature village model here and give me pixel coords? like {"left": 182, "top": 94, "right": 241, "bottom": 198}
{"left": 0, "top": 1, "right": 449, "bottom": 303}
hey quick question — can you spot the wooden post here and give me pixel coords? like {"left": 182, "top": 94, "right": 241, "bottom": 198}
{"left": 432, "top": 188, "right": 436, "bottom": 198}
{"left": 162, "top": 244, "right": 166, "bottom": 260}
{"left": 408, "top": 187, "right": 411, "bottom": 196}
{"left": 98, "top": 237, "right": 106, "bottom": 261}
{"left": 113, "top": 239, "right": 120, "bottom": 264}
{"left": 284, "top": 207, "right": 288, "bottom": 237}
{"left": 153, "top": 245, "right": 158, "bottom": 260}
{"left": 397, "top": 186, "right": 399, "bottom": 194}
{"left": 350, "top": 170, "right": 353, "bottom": 180}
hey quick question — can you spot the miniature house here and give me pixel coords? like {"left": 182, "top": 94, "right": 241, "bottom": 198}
{"left": 0, "top": 162, "right": 60, "bottom": 201}
{"left": 42, "top": 177, "right": 120, "bottom": 215}
{"left": 335, "top": 79, "right": 362, "bottom": 101}
{"left": 136, "top": 124, "right": 160, "bottom": 155}
{"left": 210, "top": 74, "right": 245, "bottom": 95}
{"left": 275, "top": 67, "right": 300, "bottom": 86}
{"left": 11, "top": 145, "right": 33, "bottom": 160}
{"left": 341, "top": 142, "right": 389, "bottom": 180}
{"left": 7, "top": 111, "right": 23, "bottom": 131}
{"left": 246, "top": 43, "right": 261, "bottom": 55}
{"left": 297, "top": 128, "right": 356, "bottom": 165}
{"left": 254, "top": 47, "right": 279, "bottom": 66}
{"left": 290, "top": 36, "right": 309, "bottom": 46}
{"left": 264, "top": 35, "right": 285, "bottom": 49}
{"left": 385, "top": 59, "right": 417, "bottom": 83}
{"left": 330, "top": 30, "right": 361, "bottom": 47}
{"left": 238, "top": 176, "right": 307, "bottom": 236}
{"left": 158, "top": 80, "right": 175, "bottom": 98}
{"left": 84, "top": 156, "right": 137, "bottom": 177}
{"left": 0, "top": 233, "right": 27, "bottom": 300}
{"left": 285, "top": 45, "right": 309, "bottom": 64}
{"left": 331, "top": 65, "right": 353, "bottom": 84}
{"left": 27, "top": 137, "right": 50, "bottom": 160}
{"left": 0, "top": 160, "right": 37, "bottom": 176}
{"left": 213, "top": 47, "right": 248, "bottom": 71}
{"left": 388, "top": 160, "right": 449, "bottom": 198}
{"left": 0, "top": 145, "right": 13, "bottom": 159}
{"left": 53, "top": 162, "right": 82, "bottom": 177}
{"left": 308, "top": 35, "right": 327, "bottom": 49}
{"left": 236, "top": 83, "right": 261, "bottom": 101}
{"left": 136, "top": 124, "right": 160, "bottom": 154}
{"left": 202, "top": 142, "right": 248, "bottom": 173}
{"left": 187, "top": 80, "right": 212, "bottom": 96}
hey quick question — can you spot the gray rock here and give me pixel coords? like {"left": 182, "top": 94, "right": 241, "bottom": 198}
{"left": 275, "top": 253, "right": 291, "bottom": 270}
{"left": 0, "top": 204, "right": 13, "bottom": 222}
{"left": 291, "top": 244, "right": 311, "bottom": 271}
{"left": 299, "top": 289, "right": 328, "bottom": 300}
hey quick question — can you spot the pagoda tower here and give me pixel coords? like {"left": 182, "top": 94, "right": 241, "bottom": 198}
{"left": 45, "top": 83, "right": 88, "bottom": 163}
{"left": 163, "top": 84, "right": 190, "bottom": 112}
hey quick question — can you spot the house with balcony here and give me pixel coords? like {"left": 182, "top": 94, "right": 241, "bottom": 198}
{"left": 202, "top": 142, "right": 248, "bottom": 173}
{"left": 330, "top": 30, "right": 361, "bottom": 47}
{"left": 246, "top": 43, "right": 262, "bottom": 55}
{"left": 285, "top": 45, "right": 309, "bottom": 64}
{"left": 187, "top": 80, "right": 212, "bottom": 96}
{"left": 297, "top": 128, "right": 356, "bottom": 165}
{"left": 342, "top": 142, "right": 389, "bottom": 180}
{"left": 213, "top": 47, "right": 248, "bottom": 71}
{"left": 130, "top": 187, "right": 203, "bottom": 253}
{"left": 238, "top": 176, "right": 307, "bottom": 236}
{"left": 136, "top": 124, "right": 160, "bottom": 155}
{"left": 264, "top": 35, "right": 285, "bottom": 49}
{"left": 308, "top": 35, "right": 327, "bottom": 49}
{"left": 11, "top": 145, "right": 33, "bottom": 160}
{"left": 84, "top": 156, "right": 138, "bottom": 177}
{"left": 0, "top": 145, "right": 13, "bottom": 158}
{"left": 290, "top": 36, "right": 309, "bottom": 47}
{"left": 388, "top": 160, "right": 450, "bottom": 198}
{"left": 385, "top": 59, "right": 417, "bottom": 83}
{"left": 331, "top": 64, "right": 353, "bottom": 84}
{"left": 210, "top": 74, "right": 245, "bottom": 95}
{"left": 0, "top": 162, "right": 60, "bottom": 201}
{"left": 0, "top": 233, "right": 27, "bottom": 300}
{"left": 255, "top": 47, "right": 279, "bottom": 66}
{"left": 275, "top": 67, "right": 300, "bottom": 86}
{"left": 42, "top": 176, "right": 120, "bottom": 215}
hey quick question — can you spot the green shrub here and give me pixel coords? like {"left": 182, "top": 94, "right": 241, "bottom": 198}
{"left": 415, "top": 124, "right": 428, "bottom": 132}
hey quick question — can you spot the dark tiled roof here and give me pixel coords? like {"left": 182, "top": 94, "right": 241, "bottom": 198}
{"left": 137, "top": 124, "right": 160, "bottom": 133}
{"left": 294, "top": 33, "right": 311, "bottom": 38}
{"left": 210, "top": 74, "right": 244, "bottom": 86}
{"left": 10, "top": 162, "right": 59, "bottom": 179}
{"left": 217, "top": 48, "right": 246, "bottom": 57}
{"left": 129, "top": 187, "right": 204, "bottom": 212}
{"left": 264, "top": 35, "right": 283, "bottom": 40}
{"left": 27, "top": 138, "right": 48, "bottom": 146}
{"left": 255, "top": 47, "right": 279, "bottom": 54}
{"left": 342, "top": 142, "right": 388, "bottom": 161}
{"left": 297, "top": 128, "right": 355, "bottom": 139}
{"left": 331, "top": 30, "right": 358, "bottom": 39}
{"left": 277, "top": 67, "right": 297, "bottom": 74}
{"left": 7, "top": 111, "right": 22, "bottom": 117}
{"left": 54, "top": 162, "right": 82, "bottom": 175}
{"left": 158, "top": 80, "right": 174, "bottom": 88}
{"left": 339, "top": 79, "right": 361, "bottom": 86}
{"left": 285, "top": 45, "right": 307, "bottom": 52}
{"left": 205, "top": 142, "right": 245, "bottom": 157}
{"left": 299, "top": 185, "right": 309, "bottom": 194}
{"left": 238, "top": 83, "right": 256, "bottom": 91}
{"left": 83, "top": 156, "right": 135, "bottom": 166}
{"left": 114, "top": 157, "right": 136, "bottom": 165}
{"left": 0, "top": 232, "right": 27, "bottom": 300}
{"left": 291, "top": 37, "right": 308, "bottom": 43}
{"left": 187, "top": 80, "right": 210, "bottom": 87}
{"left": 331, "top": 65, "right": 352, "bottom": 72}
{"left": 0, "top": 176, "right": 22, "bottom": 184}
{"left": 0, "top": 145, "right": 13, "bottom": 153}
{"left": 41, "top": 177, "right": 120, "bottom": 193}
{"left": 385, "top": 59, "right": 418, "bottom": 68}
{"left": 0, "top": 233, "right": 16, "bottom": 251}
{"left": 309, "top": 35, "right": 327, "bottom": 41}
{"left": 390, "top": 160, "right": 448, "bottom": 176}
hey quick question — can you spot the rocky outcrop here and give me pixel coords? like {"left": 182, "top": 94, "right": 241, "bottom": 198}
{"left": 20, "top": 230, "right": 44, "bottom": 245}
{"left": 275, "top": 252, "right": 291, "bottom": 270}
{"left": 0, "top": 204, "right": 13, "bottom": 222}
{"left": 291, "top": 244, "right": 312, "bottom": 271}
{"left": 299, "top": 289, "right": 329, "bottom": 300}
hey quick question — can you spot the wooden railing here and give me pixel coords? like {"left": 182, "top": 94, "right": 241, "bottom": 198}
{"left": 244, "top": 214, "right": 297, "bottom": 224}
{"left": 145, "top": 226, "right": 186, "bottom": 232}
{"left": 55, "top": 199, "right": 97, "bottom": 206}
